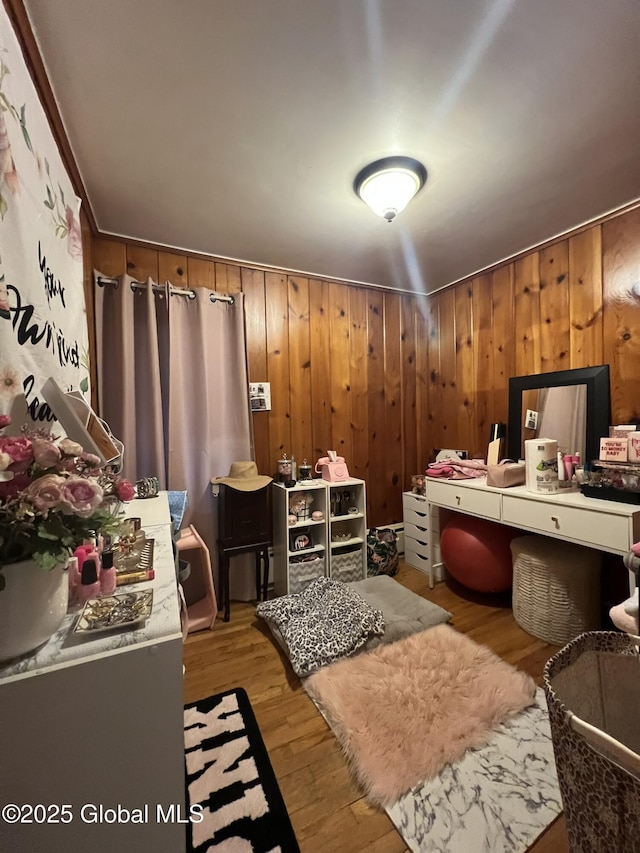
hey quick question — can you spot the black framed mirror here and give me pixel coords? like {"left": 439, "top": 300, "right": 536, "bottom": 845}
{"left": 507, "top": 365, "right": 611, "bottom": 463}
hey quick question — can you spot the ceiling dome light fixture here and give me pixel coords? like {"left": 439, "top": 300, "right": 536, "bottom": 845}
{"left": 354, "top": 156, "right": 427, "bottom": 222}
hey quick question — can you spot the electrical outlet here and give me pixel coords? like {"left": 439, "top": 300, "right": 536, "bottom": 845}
{"left": 525, "top": 409, "right": 539, "bottom": 430}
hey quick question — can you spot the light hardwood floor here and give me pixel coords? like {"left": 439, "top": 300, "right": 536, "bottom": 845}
{"left": 183, "top": 562, "right": 568, "bottom": 852}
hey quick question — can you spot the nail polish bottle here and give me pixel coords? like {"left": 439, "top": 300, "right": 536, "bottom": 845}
{"left": 77, "top": 557, "right": 101, "bottom": 603}
{"left": 84, "top": 549, "right": 101, "bottom": 578}
{"left": 73, "top": 545, "right": 91, "bottom": 577}
{"left": 100, "top": 550, "right": 117, "bottom": 596}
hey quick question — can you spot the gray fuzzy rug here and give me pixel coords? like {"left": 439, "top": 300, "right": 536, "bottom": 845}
{"left": 347, "top": 575, "right": 452, "bottom": 651}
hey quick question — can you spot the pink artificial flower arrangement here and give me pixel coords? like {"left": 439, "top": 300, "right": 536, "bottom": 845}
{"left": 0, "top": 415, "right": 134, "bottom": 587}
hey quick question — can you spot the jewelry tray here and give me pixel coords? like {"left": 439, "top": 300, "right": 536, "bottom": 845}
{"left": 74, "top": 590, "right": 154, "bottom": 635}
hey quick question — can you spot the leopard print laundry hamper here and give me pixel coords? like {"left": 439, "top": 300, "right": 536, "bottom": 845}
{"left": 543, "top": 631, "right": 640, "bottom": 853}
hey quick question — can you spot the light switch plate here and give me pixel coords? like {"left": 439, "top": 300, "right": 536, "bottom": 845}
{"left": 525, "top": 409, "right": 538, "bottom": 430}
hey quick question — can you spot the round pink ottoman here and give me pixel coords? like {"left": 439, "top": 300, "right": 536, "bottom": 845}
{"left": 440, "top": 514, "right": 519, "bottom": 593}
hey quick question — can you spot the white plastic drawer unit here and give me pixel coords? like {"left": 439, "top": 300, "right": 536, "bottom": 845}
{"left": 402, "top": 492, "right": 429, "bottom": 528}
{"left": 426, "top": 480, "right": 501, "bottom": 521}
{"left": 404, "top": 549, "right": 430, "bottom": 573}
{"left": 502, "top": 495, "right": 630, "bottom": 553}
{"left": 405, "top": 521, "right": 428, "bottom": 545}
{"left": 405, "top": 534, "right": 429, "bottom": 559}
{"left": 403, "top": 492, "right": 428, "bottom": 512}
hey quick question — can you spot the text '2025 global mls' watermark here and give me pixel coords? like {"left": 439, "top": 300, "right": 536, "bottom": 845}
{"left": 1, "top": 802, "right": 203, "bottom": 825}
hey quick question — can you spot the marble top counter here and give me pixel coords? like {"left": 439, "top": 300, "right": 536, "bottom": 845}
{"left": 0, "top": 494, "right": 182, "bottom": 685}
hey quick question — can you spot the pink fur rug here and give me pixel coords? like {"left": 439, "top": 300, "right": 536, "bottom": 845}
{"left": 305, "top": 624, "right": 536, "bottom": 807}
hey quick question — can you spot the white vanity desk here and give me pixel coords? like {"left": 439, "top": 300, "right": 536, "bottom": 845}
{"left": 0, "top": 492, "right": 186, "bottom": 853}
{"left": 424, "top": 477, "right": 640, "bottom": 592}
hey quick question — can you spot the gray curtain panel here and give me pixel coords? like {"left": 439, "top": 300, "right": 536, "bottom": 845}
{"left": 94, "top": 274, "right": 252, "bottom": 575}
{"left": 94, "top": 273, "right": 167, "bottom": 485}
{"left": 167, "top": 288, "right": 252, "bottom": 565}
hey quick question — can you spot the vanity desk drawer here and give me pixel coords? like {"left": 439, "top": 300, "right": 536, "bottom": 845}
{"left": 426, "top": 480, "right": 501, "bottom": 521}
{"left": 502, "top": 495, "right": 629, "bottom": 552}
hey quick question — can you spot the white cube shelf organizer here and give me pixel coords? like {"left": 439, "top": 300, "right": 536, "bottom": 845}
{"left": 272, "top": 478, "right": 367, "bottom": 597}
{"left": 327, "top": 479, "right": 367, "bottom": 581}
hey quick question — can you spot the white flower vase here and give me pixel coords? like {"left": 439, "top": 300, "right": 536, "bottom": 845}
{"left": 0, "top": 559, "right": 69, "bottom": 664}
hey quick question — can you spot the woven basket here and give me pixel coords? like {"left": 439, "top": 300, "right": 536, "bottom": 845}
{"left": 511, "top": 535, "right": 601, "bottom": 645}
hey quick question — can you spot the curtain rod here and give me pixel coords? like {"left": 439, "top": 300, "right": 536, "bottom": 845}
{"left": 95, "top": 274, "right": 234, "bottom": 304}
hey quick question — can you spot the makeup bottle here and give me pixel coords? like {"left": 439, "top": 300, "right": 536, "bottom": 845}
{"left": 77, "top": 557, "right": 101, "bottom": 603}
{"left": 558, "top": 451, "right": 569, "bottom": 488}
{"left": 563, "top": 454, "right": 575, "bottom": 486}
{"left": 99, "top": 550, "right": 117, "bottom": 596}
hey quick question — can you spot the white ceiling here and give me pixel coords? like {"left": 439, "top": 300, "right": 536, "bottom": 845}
{"left": 22, "top": 0, "right": 640, "bottom": 294}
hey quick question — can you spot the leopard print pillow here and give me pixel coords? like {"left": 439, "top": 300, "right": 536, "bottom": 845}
{"left": 257, "top": 576, "right": 385, "bottom": 677}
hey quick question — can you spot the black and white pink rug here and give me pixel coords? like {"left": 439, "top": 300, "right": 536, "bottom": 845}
{"left": 184, "top": 687, "right": 299, "bottom": 852}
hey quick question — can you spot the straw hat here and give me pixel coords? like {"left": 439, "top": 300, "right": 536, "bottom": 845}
{"left": 211, "top": 461, "right": 272, "bottom": 491}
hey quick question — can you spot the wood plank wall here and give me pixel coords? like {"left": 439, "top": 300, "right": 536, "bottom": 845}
{"left": 90, "top": 205, "right": 640, "bottom": 528}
